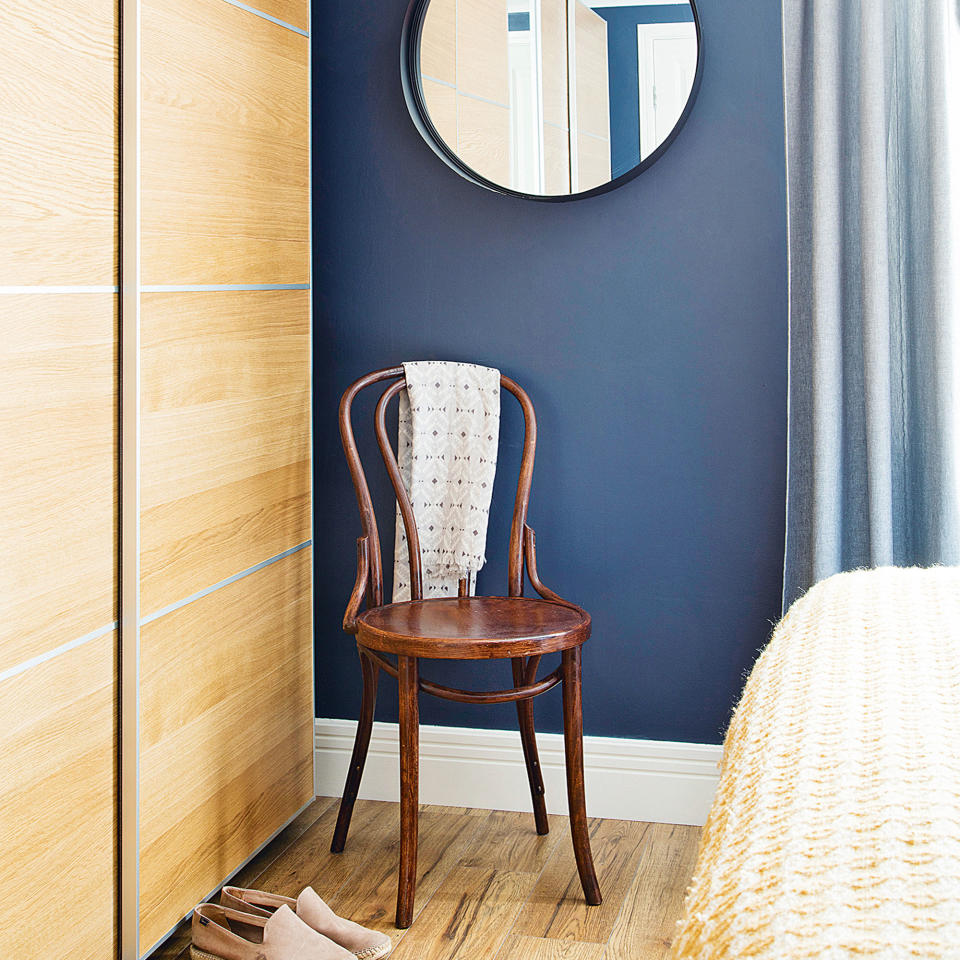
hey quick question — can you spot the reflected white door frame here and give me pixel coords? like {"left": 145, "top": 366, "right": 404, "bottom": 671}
{"left": 566, "top": 0, "right": 580, "bottom": 191}
{"left": 637, "top": 20, "right": 697, "bottom": 160}
{"left": 507, "top": 0, "right": 546, "bottom": 193}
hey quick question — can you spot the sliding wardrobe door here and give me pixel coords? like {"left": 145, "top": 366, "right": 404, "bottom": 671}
{"left": 0, "top": 1, "right": 119, "bottom": 958}
{"left": 133, "top": 0, "right": 313, "bottom": 953}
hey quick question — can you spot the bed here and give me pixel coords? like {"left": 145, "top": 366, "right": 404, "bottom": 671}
{"left": 670, "top": 566, "right": 960, "bottom": 959}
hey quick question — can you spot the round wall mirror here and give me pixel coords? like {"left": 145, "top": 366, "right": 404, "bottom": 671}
{"left": 401, "top": 0, "right": 702, "bottom": 201}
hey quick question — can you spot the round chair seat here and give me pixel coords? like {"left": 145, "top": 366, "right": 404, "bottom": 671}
{"left": 356, "top": 596, "right": 591, "bottom": 659}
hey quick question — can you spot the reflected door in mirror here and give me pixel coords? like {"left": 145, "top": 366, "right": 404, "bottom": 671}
{"left": 637, "top": 20, "right": 698, "bottom": 160}
{"left": 409, "top": 0, "right": 701, "bottom": 199}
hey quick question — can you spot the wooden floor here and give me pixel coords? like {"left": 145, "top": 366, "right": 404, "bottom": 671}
{"left": 153, "top": 798, "right": 700, "bottom": 960}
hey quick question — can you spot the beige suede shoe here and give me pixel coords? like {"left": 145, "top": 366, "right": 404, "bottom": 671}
{"left": 191, "top": 902, "right": 356, "bottom": 960}
{"left": 220, "top": 886, "right": 393, "bottom": 960}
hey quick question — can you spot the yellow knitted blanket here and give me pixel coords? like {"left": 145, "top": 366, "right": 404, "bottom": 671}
{"left": 670, "top": 566, "right": 960, "bottom": 959}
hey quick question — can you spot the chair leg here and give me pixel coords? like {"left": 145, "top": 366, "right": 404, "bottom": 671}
{"left": 561, "top": 646, "right": 602, "bottom": 906}
{"left": 396, "top": 655, "right": 420, "bottom": 928}
{"left": 513, "top": 657, "right": 549, "bottom": 835}
{"left": 331, "top": 650, "right": 379, "bottom": 854}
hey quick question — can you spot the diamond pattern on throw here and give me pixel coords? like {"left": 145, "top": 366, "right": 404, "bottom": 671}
{"left": 392, "top": 360, "right": 500, "bottom": 602}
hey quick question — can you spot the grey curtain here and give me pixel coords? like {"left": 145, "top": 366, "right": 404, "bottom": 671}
{"left": 782, "top": 0, "right": 960, "bottom": 610}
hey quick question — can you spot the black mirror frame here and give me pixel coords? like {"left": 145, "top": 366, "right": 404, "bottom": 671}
{"left": 400, "top": 0, "right": 703, "bottom": 202}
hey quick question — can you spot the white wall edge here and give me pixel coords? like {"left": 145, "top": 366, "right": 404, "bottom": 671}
{"left": 315, "top": 718, "right": 722, "bottom": 826}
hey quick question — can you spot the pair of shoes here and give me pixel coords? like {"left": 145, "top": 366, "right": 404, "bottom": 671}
{"left": 191, "top": 885, "right": 393, "bottom": 960}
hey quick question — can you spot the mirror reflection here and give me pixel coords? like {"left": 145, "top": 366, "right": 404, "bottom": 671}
{"left": 416, "top": 0, "right": 699, "bottom": 197}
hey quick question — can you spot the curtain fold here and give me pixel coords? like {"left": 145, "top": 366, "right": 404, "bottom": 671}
{"left": 782, "top": 0, "right": 960, "bottom": 610}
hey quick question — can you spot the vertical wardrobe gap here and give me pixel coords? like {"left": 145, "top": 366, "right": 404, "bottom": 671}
{"left": 118, "top": 0, "right": 142, "bottom": 956}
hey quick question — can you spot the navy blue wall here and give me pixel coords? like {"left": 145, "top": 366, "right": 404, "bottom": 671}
{"left": 593, "top": 4, "right": 696, "bottom": 177}
{"left": 312, "top": 0, "right": 787, "bottom": 745}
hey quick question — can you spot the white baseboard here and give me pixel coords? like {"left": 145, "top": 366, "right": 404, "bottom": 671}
{"left": 314, "top": 718, "right": 722, "bottom": 826}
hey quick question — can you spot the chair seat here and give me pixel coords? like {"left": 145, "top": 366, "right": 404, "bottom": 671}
{"left": 356, "top": 596, "right": 591, "bottom": 659}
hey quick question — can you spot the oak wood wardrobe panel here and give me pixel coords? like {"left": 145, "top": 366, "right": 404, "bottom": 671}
{"left": 0, "top": 294, "right": 118, "bottom": 673}
{"left": 135, "top": 0, "right": 313, "bottom": 950}
{"left": 577, "top": 131, "right": 612, "bottom": 194}
{"left": 141, "top": 0, "right": 309, "bottom": 285}
{"left": 573, "top": 1, "right": 610, "bottom": 139}
{"left": 138, "top": 549, "right": 314, "bottom": 952}
{"left": 543, "top": 123, "right": 571, "bottom": 196}
{"left": 456, "top": 95, "right": 510, "bottom": 187}
{"left": 0, "top": 633, "right": 117, "bottom": 959}
{"left": 0, "top": 4, "right": 118, "bottom": 957}
{"left": 140, "top": 289, "right": 310, "bottom": 616}
{"left": 573, "top": 2, "right": 610, "bottom": 192}
{"left": 421, "top": 79, "right": 458, "bottom": 153}
{"left": 540, "top": 0, "right": 569, "bottom": 130}
{"left": 420, "top": 0, "right": 455, "bottom": 84}
{"left": 456, "top": 0, "right": 509, "bottom": 106}
{"left": 0, "top": 0, "right": 117, "bottom": 285}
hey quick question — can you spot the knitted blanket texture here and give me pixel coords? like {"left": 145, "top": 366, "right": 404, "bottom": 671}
{"left": 670, "top": 566, "right": 960, "bottom": 959}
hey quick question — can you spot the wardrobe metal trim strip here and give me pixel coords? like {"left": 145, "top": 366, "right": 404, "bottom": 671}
{"left": 218, "top": 0, "right": 309, "bottom": 37}
{"left": 307, "top": 0, "right": 316, "bottom": 787}
{"left": 139, "top": 540, "right": 313, "bottom": 627}
{"left": 119, "top": 0, "right": 142, "bottom": 953}
{"left": 0, "top": 284, "right": 310, "bottom": 294}
{"left": 0, "top": 285, "right": 119, "bottom": 294}
{"left": 0, "top": 621, "right": 119, "bottom": 685}
{"left": 141, "top": 282, "right": 310, "bottom": 292}
{"left": 418, "top": 76, "right": 510, "bottom": 110}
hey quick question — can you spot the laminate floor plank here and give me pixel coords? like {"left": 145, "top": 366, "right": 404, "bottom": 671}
{"left": 255, "top": 798, "right": 400, "bottom": 902}
{"left": 389, "top": 865, "right": 542, "bottom": 960}
{"left": 602, "top": 823, "right": 701, "bottom": 960}
{"left": 460, "top": 808, "right": 565, "bottom": 874}
{"left": 242, "top": 797, "right": 338, "bottom": 888}
{"left": 515, "top": 818, "right": 652, "bottom": 942}
{"left": 329, "top": 804, "right": 491, "bottom": 946}
{"left": 498, "top": 935, "right": 607, "bottom": 960}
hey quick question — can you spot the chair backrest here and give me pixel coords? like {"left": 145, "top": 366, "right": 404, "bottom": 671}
{"left": 339, "top": 365, "right": 538, "bottom": 605}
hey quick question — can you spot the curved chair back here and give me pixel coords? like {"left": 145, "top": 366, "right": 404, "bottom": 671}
{"left": 339, "top": 365, "right": 537, "bottom": 605}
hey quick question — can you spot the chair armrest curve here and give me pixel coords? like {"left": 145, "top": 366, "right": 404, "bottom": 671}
{"left": 343, "top": 536, "right": 370, "bottom": 634}
{"left": 523, "top": 524, "right": 578, "bottom": 608}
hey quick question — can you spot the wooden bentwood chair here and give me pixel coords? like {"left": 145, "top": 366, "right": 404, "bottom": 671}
{"left": 330, "top": 366, "right": 602, "bottom": 928}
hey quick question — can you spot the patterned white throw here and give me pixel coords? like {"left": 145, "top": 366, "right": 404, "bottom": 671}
{"left": 392, "top": 360, "right": 500, "bottom": 602}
